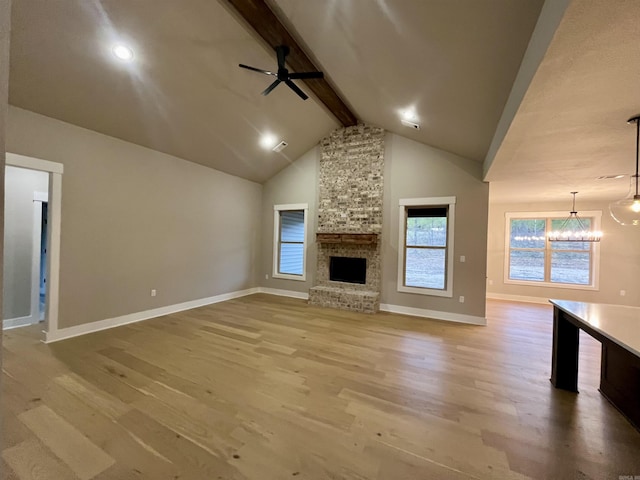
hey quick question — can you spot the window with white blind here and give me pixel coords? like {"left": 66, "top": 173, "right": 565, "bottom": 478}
{"left": 273, "top": 204, "right": 308, "bottom": 281}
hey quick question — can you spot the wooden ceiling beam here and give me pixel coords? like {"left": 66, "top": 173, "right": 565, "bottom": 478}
{"left": 226, "top": 0, "right": 358, "bottom": 127}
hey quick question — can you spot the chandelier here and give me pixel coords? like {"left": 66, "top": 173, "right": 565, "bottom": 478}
{"left": 609, "top": 115, "right": 640, "bottom": 226}
{"left": 548, "top": 192, "right": 602, "bottom": 242}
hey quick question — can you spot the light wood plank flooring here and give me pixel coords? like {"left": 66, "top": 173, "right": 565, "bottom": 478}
{"left": 2, "top": 294, "right": 639, "bottom": 479}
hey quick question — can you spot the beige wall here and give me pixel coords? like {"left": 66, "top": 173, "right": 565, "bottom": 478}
{"left": 259, "top": 132, "right": 490, "bottom": 320}
{"left": 487, "top": 199, "right": 640, "bottom": 306}
{"left": 261, "top": 146, "right": 319, "bottom": 293}
{"left": 382, "top": 133, "right": 489, "bottom": 318}
{"left": 3, "top": 166, "right": 48, "bottom": 319}
{"left": 1, "top": 0, "right": 11, "bottom": 359}
{"left": 7, "top": 107, "right": 262, "bottom": 329}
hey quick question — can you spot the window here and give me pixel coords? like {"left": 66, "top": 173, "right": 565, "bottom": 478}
{"left": 398, "top": 197, "right": 455, "bottom": 297}
{"left": 505, "top": 211, "right": 601, "bottom": 289}
{"left": 273, "top": 204, "right": 308, "bottom": 281}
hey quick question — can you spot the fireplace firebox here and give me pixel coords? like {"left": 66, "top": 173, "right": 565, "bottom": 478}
{"left": 329, "top": 256, "right": 366, "bottom": 284}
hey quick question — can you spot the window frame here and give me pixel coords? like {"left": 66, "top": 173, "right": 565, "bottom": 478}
{"left": 504, "top": 211, "right": 601, "bottom": 291}
{"left": 397, "top": 196, "right": 456, "bottom": 297}
{"left": 273, "top": 203, "right": 308, "bottom": 281}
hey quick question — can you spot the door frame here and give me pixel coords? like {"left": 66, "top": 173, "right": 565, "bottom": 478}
{"left": 6, "top": 153, "right": 63, "bottom": 340}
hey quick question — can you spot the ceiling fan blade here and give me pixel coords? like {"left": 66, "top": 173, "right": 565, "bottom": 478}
{"left": 262, "top": 79, "right": 281, "bottom": 96}
{"left": 276, "top": 45, "right": 289, "bottom": 69}
{"left": 239, "top": 64, "right": 275, "bottom": 76}
{"left": 285, "top": 79, "right": 308, "bottom": 100}
{"left": 288, "top": 71, "right": 324, "bottom": 80}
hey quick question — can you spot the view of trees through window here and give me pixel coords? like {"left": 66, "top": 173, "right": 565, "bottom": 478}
{"left": 509, "top": 218, "right": 592, "bottom": 285}
{"left": 405, "top": 214, "right": 447, "bottom": 289}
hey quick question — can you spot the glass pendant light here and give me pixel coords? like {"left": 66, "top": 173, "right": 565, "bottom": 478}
{"left": 609, "top": 115, "right": 640, "bottom": 226}
{"left": 548, "top": 192, "right": 602, "bottom": 242}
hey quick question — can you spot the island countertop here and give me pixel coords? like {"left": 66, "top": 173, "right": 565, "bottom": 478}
{"left": 550, "top": 299, "right": 640, "bottom": 358}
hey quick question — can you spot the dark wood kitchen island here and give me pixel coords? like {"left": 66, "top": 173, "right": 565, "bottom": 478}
{"left": 550, "top": 299, "right": 640, "bottom": 430}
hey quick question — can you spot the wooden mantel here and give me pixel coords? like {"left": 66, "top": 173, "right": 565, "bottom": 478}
{"left": 316, "top": 233, "right": 378, "bottom": 245}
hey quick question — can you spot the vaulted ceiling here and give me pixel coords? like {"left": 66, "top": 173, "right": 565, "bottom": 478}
{"left": 8, "top": 0, "right": 541, "bottom": 184}
{"left": 486, "top": 0, "right": 640, "bottom": 203}
{"left": 8, "top": 1, "right": 639, "bottom": 203}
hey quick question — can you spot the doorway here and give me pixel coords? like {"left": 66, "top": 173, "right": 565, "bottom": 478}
{"left": 3, "top": 168, "right": 49, "bottom": 329}
{"left": 4, "top": 153, "right": 63, "bottom": 341}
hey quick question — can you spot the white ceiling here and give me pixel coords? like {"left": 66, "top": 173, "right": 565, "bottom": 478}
{"left": 12, "top": 1, "right": 637, "bottom": 205}
{"left": 486, "top": 0, "right": 640, "bottom": 203}
{"left": 9, "top": 0, "right": 339, "bottom": 183}
{"left": 8, "top": 0, "right": 542, "bottom": 184}
{"left": 270, "top": 0, "right": 543, "bottom": 162}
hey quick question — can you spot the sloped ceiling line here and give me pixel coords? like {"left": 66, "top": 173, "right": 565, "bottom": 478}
{"left": 226, "top": 0, "right": 358, "bottom": 127}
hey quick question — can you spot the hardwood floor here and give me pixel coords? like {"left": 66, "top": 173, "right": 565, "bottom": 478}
{"left": 2, "top": 294, "right": 639, "bottom": 479}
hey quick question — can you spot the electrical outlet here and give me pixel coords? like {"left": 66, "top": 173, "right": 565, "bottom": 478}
{"left": 488, "top": 279, "right": 494, "bottom": 286}
{"left": 265, "top": 274, "right": 269, "bottom": 280}
{"left": 460, "top": 255, "right": 466, "bottom": 263}
{"left": 459, "top": 296, "right": 465, "bottom": 303}
{"left": 620, "top": 290, "right": 626, "bottom": 296}
{"left": 151, "top": 289, "right": 157, "bottom": 297}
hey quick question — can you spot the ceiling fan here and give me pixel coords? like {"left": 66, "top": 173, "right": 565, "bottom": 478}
{"left": 239, "top": 45, "right": 323, "bottom": 100}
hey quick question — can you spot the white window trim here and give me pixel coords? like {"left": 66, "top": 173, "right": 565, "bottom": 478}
{"left": 273, "top": 203, "right": 308, "bottom": 281}
{"left": 503, "top": 210, "right": 601, "bottom": 291}
{"left": 397, "top": 196, "right": 456, "bottom": 297}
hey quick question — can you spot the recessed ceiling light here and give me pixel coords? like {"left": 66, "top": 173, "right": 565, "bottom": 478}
{"left": 400, "top": 109, "right": 418, "bottom": 122}
{"left": 260, "top": 134, "right": 277, "bottom": 150}
{"left": 399, "top": 108, "right": 420, "bottom": 129}
{"left": 112, "top": 44, "right": 134, "bottom": 61}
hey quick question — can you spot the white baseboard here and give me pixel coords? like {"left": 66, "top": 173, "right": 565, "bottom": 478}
{"left": 379, "top": 303, "right": 486, "bottom": 326}
{"left": 259, "top": 287, "right": 309, "bottom": 300}
{"left": 43, "top": 286, "right": 489, "bottom": 343}
{"left": 259, "top": 291, "right": 484, "bottom": 325}
{"left": 3, "top": 315, "right": 40, "bottom": 330}
{"left": 259, "top": 291, "right": 485, "bottom": 325}
{"left": 44, "top": 287, "right": 260, "bottom": 343}
{"left": 486, "top": 293, "right": 550, "bottom": 305}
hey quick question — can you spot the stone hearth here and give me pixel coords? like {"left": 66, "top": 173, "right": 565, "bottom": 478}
{"left": 309, "top": 239, "right": 380, "bottom": 313}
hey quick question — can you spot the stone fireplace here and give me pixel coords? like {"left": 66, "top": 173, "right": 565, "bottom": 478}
{"left": 308, "top": 125, "right": 384, "bottom": 313}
